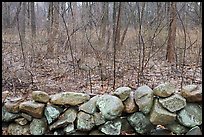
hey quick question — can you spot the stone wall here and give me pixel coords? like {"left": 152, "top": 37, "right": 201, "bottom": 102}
{"left": 2, "top": 83, "right": 202, "bottom": 135}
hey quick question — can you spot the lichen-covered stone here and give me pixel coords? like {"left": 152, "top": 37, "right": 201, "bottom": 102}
{"left": 150, "top": 99, "right": 176, "bottom": 125}
{"left": 113, "top": 87, "right": 131, "bottom": 101}
{"left": 77, "top": 111, "right": 95, "bottom": 131}
{"left": 123, "top": 91, "right": 138, "bottom": 113}
{"left": 177, "top": 103, "right": 202, "bottom": 128}
{"left": 8, "top": 123, "right": 30, "bottom": 135}
{"left": 19, "top": 101, "right": 45, "bottom": 118}
{"left": 159, "top": 94, "right": 186, "bottom": 112}
{"left": 180, "top": 85, "right": 202, "bottom": 102}
{"left": 79, "top": 95, "right": 99, "bottom": 114}
{"left": 64, "top": 123, "right": 75, "bottom": 134}
{"left": 127, "top": 112, "right": 154, "bottom": 134}
{"left": 30, "top": 118, "right": 47, "bottom": 135}
{"left": 49, "top": 108, "right": 77, "bottom": 130}
{"left": 135, "top": 85, "right": 153, "bottom": 114}
{"left": 186, "top": 126, "right": 202, "bottom": 135}
{"left": 32, "top": 91, "right": 50, "bottom": 103}
{"left": 2, "top": 106, "right": 21, "bottom": 122}
{"left": 50, "top": 92, "right": 90, "bottom": 105}
{"left": 99, "top": 119, "right": 122, "bottom": 135}
{"left": 96, "top": 94, "right": 124, "bottom": 120}
{"left": 93, "top": 112, "right": 106, "bottom": 126}
{"left": 153, "top": 83, "right": 175, "bottom": 97}
{"left": 166, "top": 121, "right": 189, "bottom": 135}
{"left": 44, "top": 104, "right": 63, "bottom": 124}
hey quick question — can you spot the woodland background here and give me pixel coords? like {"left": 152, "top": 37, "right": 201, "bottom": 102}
{"left": 2, "top": 2, "right": 202, "bottom": 99}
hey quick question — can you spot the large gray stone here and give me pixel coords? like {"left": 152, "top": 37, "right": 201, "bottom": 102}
{"left": 99, "top": 119, "right": 122, "bottom": 135}
{"left": 2, "top": 106, "right": 21, "bottom": 122}
{"left": 135, "top": 85, "right": 154, "bottom": 114}
{"left": 93, "top": 112, "right": 106, "bottom": 126}
{"left": 64, "top": 123, "right": 75, "bottom": 134}
{"left": 153, "top": 83, "right": 175, "bottom": 97}
{"left": 8, "top": 123, "right": 30, "bottom": 135}
{"left": 77, "top": 111, "right": 95, "bottom": 131}
{"left": 150, "top": 99, "right": 176, "bottom": 125}
{"left": 19, "top": 101, "right": 45, "bottom": 118}
{"left": 50, "top": 92, "right": 90, "bottom": 106}
{"left": 166, "top": 121, "right": 189, "bottom": 135}
{"left": 79, "top": 95, "right": 99, "bottom": 114}
{"left": 32, "top": 91, "right": 50, "bottom": 103}
{"left": 96, "top": 94, "right": 124, "bottom": 120}
{"left": 159, "top": 94, "right": 186, "bottom": 112}
{"left": 127, "top": 112, "right": 154, "bottom": 134}
{"left": 49, "top": 108, "right": 77, "bottom": 130}
{"left": 113, "top": 87, "right": 131, "bottom": 101}
{"left": 186, "top": 126, "right": 202, "bottom": 135}
{"left": 177, "top": 103, "right": 202, "bottom": 128}
{"left": 44, "top": 104, "right": 63, "bottom": 124}
{"left": 30, "top": 118, "right": 47, "bottom": 135}
{"left": 180, "top": 85, "right": 202, "bottom": 102}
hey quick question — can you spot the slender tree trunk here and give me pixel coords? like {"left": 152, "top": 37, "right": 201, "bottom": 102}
{"left": 31, "top": 2, "right": 36, "bottom": 38}
{"left": 166, "top": 2, "right": 177, "bottom": 64}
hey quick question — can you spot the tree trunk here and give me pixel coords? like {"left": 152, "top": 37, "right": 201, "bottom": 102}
{"left": 166, "top": 2, "right": 177, "bottom": 64}
{"left": 31, "top": 2, "right": 36, "bottom": 38}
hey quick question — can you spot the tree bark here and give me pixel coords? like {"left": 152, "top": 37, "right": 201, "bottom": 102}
{"left": 166, "top": 2, "right": 177, "bottom": 64}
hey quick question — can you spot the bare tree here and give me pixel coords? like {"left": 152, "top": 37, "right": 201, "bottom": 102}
{"left": 166, "top": 2, "right": 177, "bottom": 64}
{"left": 31, "top": 2, "right": 36, "bottom": 38}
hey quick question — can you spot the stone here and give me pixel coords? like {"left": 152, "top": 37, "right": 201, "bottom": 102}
{"left": 4, "top": 97, "right": 24, "bottom": 113}
{"left": 19, "top": 101, "right": 45, "bottom": 118}
{"left": 159, "top": 94, "right": 186, "bottom": 112}
{"left": 79, "top": 95, "right": 99, "bottom": 114}
{"left": 123, "top": 91, "right": 138, "bottom": 113}
{"left": 166, "top": 121, "right": 189, "bottom": 135}
{"left": 186, "top": 126, "right": 202, "bottom": 135}
{"left": 120, "top": 117, "right": 135, "bottom": 134}
{"left": 15, "top": 117, "right": 28, "bottom": 126}
{"left": 32, "top": 91, "right": 50, "bottom": 103}
{"left": 44, "top": 104, "right": 63, "bottom": 124}
{"left": 135, "top": 85, "right": 154, "bottom": 114}
{"left": 177, "top": 103, "right": 202, "bottom": 128}
{"left": 93, "top": 112, "right": 106, "bottom": 126}
{"left": 150, "top": 128, "right": 173, "bottom": 135}
{"left": 30, "top": 118, "right": 47, "bottom": 135}
{"left": 49, "top": 108, "right": 77, "bottom": 130}
{"left": 180, "top": 85, "right": 202, "bottom": 102}
{"left": 21, "top": 113, "right": 32, "bottom": 121}
{"left": 64, "top": 123, "right": 75, "bottom": 134}
{"left": 2, "top": 106, "right": 21, "bottom": 122}
{"left": 113, "top": 87, "right": 131, "bottom": 101}
{"left": 96, "top": 94, "right": 124, "bottom": 120}
{"left": 89, "top": 130, "right": 105, "bottom": 135}
{"left": 127, "top": 112, "right": 154, "bottom": 134}
{"left": 8, "top": 123, "right": 30, "bottom": 135}
{"left": 150, "top": 99, "right": 176, "bottom": 125}
{"left": 50, "top": 92, "right": 90, "bottom": 106}
{"left": 99, "top": 119, "right": 122, "bottom": 135}
{"left": 153, "top": 83, "right": 175, "bottom": 97}
{"left": 77, "top": 111, "right": 95, "bottom": 131}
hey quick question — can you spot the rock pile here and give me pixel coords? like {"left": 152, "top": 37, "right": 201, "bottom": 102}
{"left": 2, "top": 83, "right": 202, "bottom": 135}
